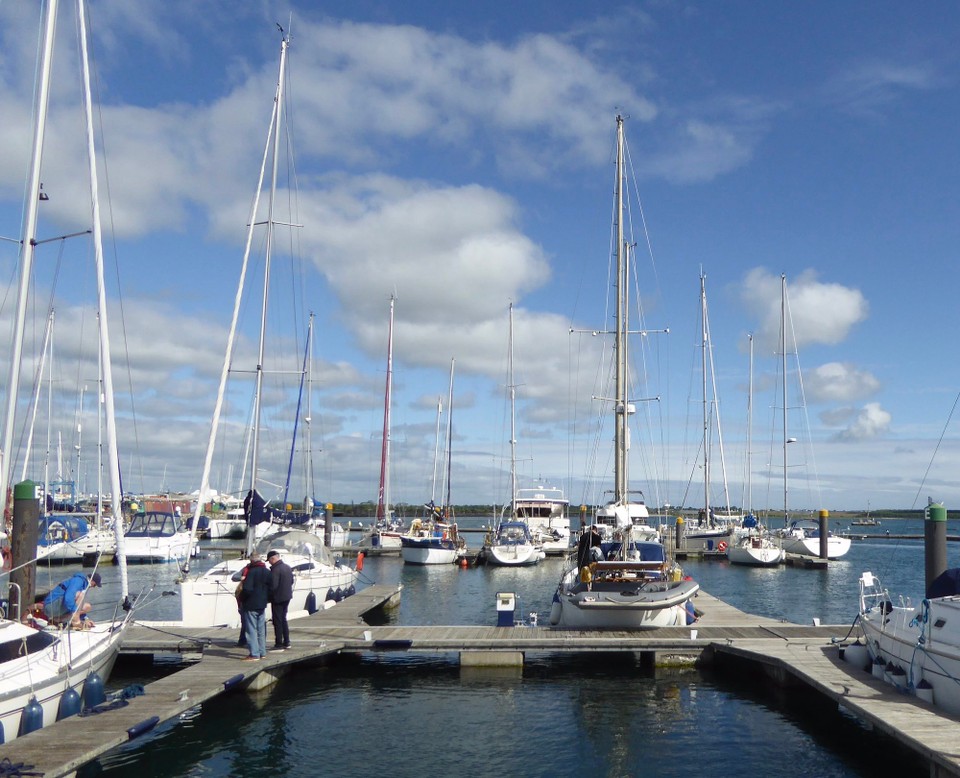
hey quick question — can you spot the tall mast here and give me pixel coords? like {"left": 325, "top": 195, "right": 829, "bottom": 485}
{"left": 443, "top": 358, "right": 455, "bottom": 516}
{"left": 0, "top": 0, "right": 58, "bottom": 521}
{"left": 79, "top": 0, "right": 128, "bottom": 600}
{"left": 247, "top": 36, "right": 288, "bottom": 556}
{"left": 304, "top": 313, "right": 315, "bottom": 508}
{"left": 508, "top": 303, "right": 517, "bottom": 517}
{"left": 376, "top": 296, "right": 394, "bottom": 522}
{"left": 700, "top": 272, "right": 709, "bottom": 522}
{"left": 184, "top": 32, "right": 288, "bottom": 570}
{"left": 781, "top": 274, "right": 789, "bottom": 527}
{"left": 613, "top": 114, "right": 627, "bottom": 506}
{"left": 747, "top": 333, "right": 754, "bottom": 514}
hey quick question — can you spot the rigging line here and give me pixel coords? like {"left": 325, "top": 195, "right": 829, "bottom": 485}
{"left": 911, "top": 390, "right": 960, "bottom": 510}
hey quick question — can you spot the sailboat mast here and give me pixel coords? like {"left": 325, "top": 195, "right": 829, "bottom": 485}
{"left": 781, "top": 274, "right": 788, "bottom": 527}
{"left": 444, "top": 359, "right": 455, "bottom": 517}
{"left": 376, "top": 297, "right": 395, "bottom": 522}
{"left": 185, "top": 31, "right": 288, "bottom": 570}
{"left": 508, "top": 303, "right": 517, "bottom": 517}
{"left": 613, "top": 114, "right": 627, "bottom": 506}
{"left": 247, "top": 37, "right": 288, "bottom": 555}
{"left": 430, "top": 396, "right": 442, "bottom": 506}
{"left": 0, "top": 0, "right": 58, "bottom": 522}
{"left": 78, "top": 0, "right": 127, "bottom": 599}
{"left": 700, "top": 273, "right": 709, "bottom": 522}
{"left": 305, "top": 313, "right": 315, "bottom": 507}
{"left": 747, "top": 333, "right": 754, "bottom": 514}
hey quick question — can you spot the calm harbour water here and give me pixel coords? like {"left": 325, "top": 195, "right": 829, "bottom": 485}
{"left": 67, "top": 517, "right": 953, "bottom": 777}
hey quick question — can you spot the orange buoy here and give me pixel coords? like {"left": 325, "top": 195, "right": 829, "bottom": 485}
{"left": 356, "top": 551, "right": 365, "bottom": 571}
{"left": 717, "top": 541, "right": 727, "bottom": 553}
{"left": 459, "top": 557, "right": 468, "bottom": 568}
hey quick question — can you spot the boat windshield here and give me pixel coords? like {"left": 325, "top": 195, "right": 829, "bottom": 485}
{"left": 127, "top": 511, "right": 183, "bottom": 537}
{"left": 256, "top": 529, "right": 334, "bottom": 565}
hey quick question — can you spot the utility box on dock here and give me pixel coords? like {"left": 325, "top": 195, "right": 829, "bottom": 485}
{"left": 496, "top": 592, "right": 516, "bottom": 627}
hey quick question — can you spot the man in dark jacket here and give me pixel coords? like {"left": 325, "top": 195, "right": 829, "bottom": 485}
{"left": 267, "top": 549, "right": 294, "bottom": 650}
{"left": 239, "top": 552, "right": 271, "bottom": 660}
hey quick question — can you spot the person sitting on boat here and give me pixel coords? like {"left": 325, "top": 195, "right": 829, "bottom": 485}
{"left": 577, "top": 525, "right": 603, "bottom": 570}
{"left": 42, "top": 571, "right": 101, "bottom": 627}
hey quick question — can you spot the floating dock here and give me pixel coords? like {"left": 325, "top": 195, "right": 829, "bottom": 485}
{"left": 2, "top": 585, "right": 959, "bottom": 777}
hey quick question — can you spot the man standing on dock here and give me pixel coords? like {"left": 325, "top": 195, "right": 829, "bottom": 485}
{"left": 239, "top": 552, "right": 271, "bottom": 661}
{"left": 268, "top": 549, "right": 293, "bottom": 650}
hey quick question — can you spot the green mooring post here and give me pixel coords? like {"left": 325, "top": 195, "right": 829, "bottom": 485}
{"left": 925, "top": 501, "right": 948, "bottom": 593}
{"left": 10, "top": 480, "right": 40, "bottom": 619}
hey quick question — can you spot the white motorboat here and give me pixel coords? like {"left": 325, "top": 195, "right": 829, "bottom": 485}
{"left": 516, "top": 485, "right": 570, "bottom": 555}
{"left": 857, "top": 564, "right": 960, "bottom": 715}
{"left": 123, "top": 510, "right": 198, "bottom": 563}
{"left": 550, "top": 116, "right": 697, "bottom": 629}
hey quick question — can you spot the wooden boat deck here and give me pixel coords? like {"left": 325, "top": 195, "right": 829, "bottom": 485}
{"left": 2, "top": 586, "right": 959, "bottom": 777}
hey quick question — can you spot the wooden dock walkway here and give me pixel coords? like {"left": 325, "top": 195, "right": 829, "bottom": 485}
{"left": 2, "top": 585, "right": 958, "bottom": 777}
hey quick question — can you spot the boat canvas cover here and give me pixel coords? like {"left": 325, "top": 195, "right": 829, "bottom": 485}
{"left": 926, "top": 568, "right": 960, "bottom": 599}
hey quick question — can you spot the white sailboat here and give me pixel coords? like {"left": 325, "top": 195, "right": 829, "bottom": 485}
{"left": 400, "top": 359, "right": 465, "bottom": 565}
{"left": 482, "top": 304, "right": 545, "bottom": 567}
{"left": 176, "top": 31, "right": 360, "bottom": 628}
{"left": 0, "top": 0, "right": 133, "bottom": 741}
{"left": 727, "top": 334, "right": 784, "bottom": 566}
{"left": 770, "top": 276, "right": 850, "bottom": 560}
{"left": 550, "top": 115, "right": 698, "bottom": 629}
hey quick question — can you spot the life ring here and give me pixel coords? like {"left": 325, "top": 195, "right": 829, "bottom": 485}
{"left": 717, "top": 540, "right": 728, "bottom": 553}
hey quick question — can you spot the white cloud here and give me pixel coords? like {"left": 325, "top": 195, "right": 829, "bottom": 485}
{"left": 805, "top": 362, "right": 881, "bottom": 403}
{"left": 837, "top": 402, "right": 891, "bottom": 441}
{"left": 823, "top": 60, "right": 939, "bottom": 117}
{"left": 740, "top": 268, "right": 869, "bottom": 353}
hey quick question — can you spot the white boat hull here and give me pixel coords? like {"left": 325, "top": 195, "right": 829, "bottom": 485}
{"left": 0, "top": 619, "right": 128, "bottom": 742}
{"left": 859, "top": 572, "right": 960, "bottom": 715}
{"left": 781, "top": 534, "right": 851, "bottom": 559}
{"left": 206, "top": 517, "right": 246, "bottom": 539}
{"left": 37, "top": 529, "right": 117, "bottom": 562}
{"left": 178, "top": 558, "right": 359, "bottom": 628}
{"left": 727, "top": 537, "right": 784, "bottom": 567}
{"left": 485, "top": 543, "right": 543, "bottom": 567}
{"left": 400, "top": 541, "right": 458, "bottom": 565}
{"left": 124, "top": 533, "right": 198, "bottom": 563}
{"left": 550, "top": 566, "right": 699, "bottom": 630}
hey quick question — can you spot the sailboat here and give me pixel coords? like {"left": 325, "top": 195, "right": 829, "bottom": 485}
{"left": 549, "top": 115, "right": 698, "bottom": 629}
{"left": 175, "top": 31, "right": 360, "bottom": 628}
{"left": 400, "top": 359, "right": 465, "bottom": 565}
{"left": 682, "top": 273, "right": 744, "bottom": 554}
{"left": 727, "top": 334, "right": 785, "bottom": 566}
{"left": 770, "top": 275, "right": 851, "bottom": 560}
{"left": 360, "top": 297, "right": 404, "bottom": 552}
{"left": 0, "top": 0, "right": 133, "bottom": 740}
{"left": 482, "top": 304, "right": 544, "bottom": 567}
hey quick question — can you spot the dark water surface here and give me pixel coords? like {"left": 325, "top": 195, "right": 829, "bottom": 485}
{"left": 75, "top": 517, "right": 952, "bottom": 777}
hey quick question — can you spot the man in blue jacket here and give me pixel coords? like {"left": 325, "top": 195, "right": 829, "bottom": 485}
{"left": 267, "top": 549, "right": 294, "bottom": 650}
{"left": 43, "top": 571, "right": 101, "bottom": 627}
{"left": 239, "top": 552, "right": 271, "bottom": 660}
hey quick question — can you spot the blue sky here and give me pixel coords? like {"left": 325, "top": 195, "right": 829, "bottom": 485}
{"left": 1, "top": 1, "right": 959, "bottom": 513}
